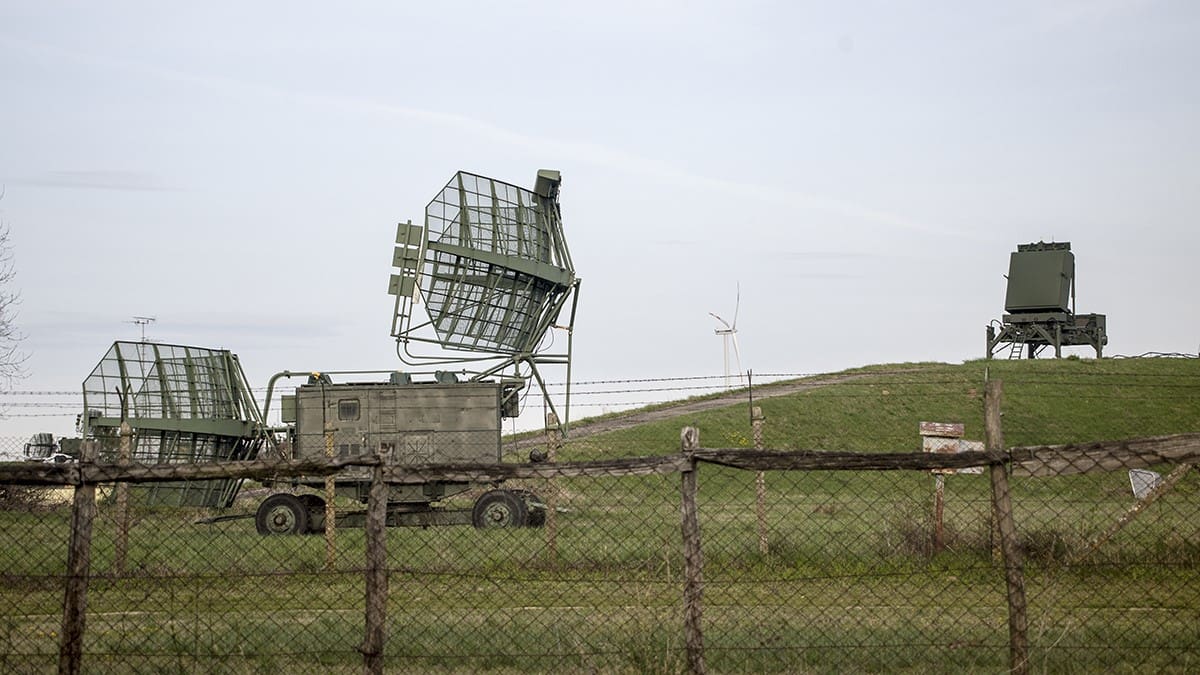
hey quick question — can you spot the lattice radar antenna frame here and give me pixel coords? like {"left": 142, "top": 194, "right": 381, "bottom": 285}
{"left": 388, "top": 169, "right": 580, "bottom": 432}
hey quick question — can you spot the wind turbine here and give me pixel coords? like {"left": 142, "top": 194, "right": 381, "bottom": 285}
{"left": 709, "top": 285, "right": 744, "bottom": 390}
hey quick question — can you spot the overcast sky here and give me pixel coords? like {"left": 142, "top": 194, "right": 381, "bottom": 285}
{"left": 1, "top": 1, "right": 1198, "bottom": 441}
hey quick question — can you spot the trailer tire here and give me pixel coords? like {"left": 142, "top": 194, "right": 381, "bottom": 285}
{"left": 511, "top": 489, "right": 546, "bottom": 528}
{"left": 297, "top": 494, "right": 326, "bottom": 534}
{"left": 255, "top": 494, "right": 309, "bottom": 535}
{"left": 471, "top": 489, "right": 528, "bottom": 529}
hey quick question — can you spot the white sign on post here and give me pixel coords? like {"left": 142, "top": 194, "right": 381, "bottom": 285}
{"left": 920, "top": 422, "right": 985, "bottom": 475}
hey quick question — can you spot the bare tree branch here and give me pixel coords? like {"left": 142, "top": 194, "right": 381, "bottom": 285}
{"left": 0, "top": 193, "right": 28, "bottom": 394}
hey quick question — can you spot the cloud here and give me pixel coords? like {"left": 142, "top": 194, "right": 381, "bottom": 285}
{"left": 775, "top": 250, "right": 873, "bottom": 260}
{"left": 9, "top": 170, "right": 174, "bottom": 192}
{"left": 1031, "top": 0, "right": 1153, "bottom": 31}
{"left": 0, "top": 33, "right": 971, "bottom": 240}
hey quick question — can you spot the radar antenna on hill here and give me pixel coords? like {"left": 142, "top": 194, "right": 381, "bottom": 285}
{"left": 985, "top": 241, "right": 1106, "bottom": 359}
{"left": 388, "top": 170, "right": 581, "bottom": 432}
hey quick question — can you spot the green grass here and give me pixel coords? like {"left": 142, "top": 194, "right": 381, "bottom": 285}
{"left": 563, "top": 357, "right": 1200, "bottom": 457}
{"left": 2, "top": 357, "right": 1198, "bottom": 672}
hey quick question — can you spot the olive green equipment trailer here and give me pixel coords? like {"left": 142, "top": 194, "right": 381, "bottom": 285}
{"left": 79, "top": 169, "right": 575, "bottom": 534}
{"left": 254, "top": 369, "right": 542, "bottom": 534}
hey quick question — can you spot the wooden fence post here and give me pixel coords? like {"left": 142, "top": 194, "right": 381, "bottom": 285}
{"left": 324, "top": 422, "right": 337, "bottom": 571}
{"left": 751, "top": 406, "right": 768, "bottom": 555}
{"left": 114, "top": 421, "right": 132, "bottom": 576}
{"left": 544, "top": 412, "right": 561, "bottom": 562}
{"left": 985, "top": 380, "right": 1029, "bottom": 675}
{"left": 362, "top": 455, "right": 388, "bottom": 674}
{"left": 59, "top": 440, "right": 99, "bottom": 675}
{"left": 680, "top": 426, "right": 706, "bottom": 675}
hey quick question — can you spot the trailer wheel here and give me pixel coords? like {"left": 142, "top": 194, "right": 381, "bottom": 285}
{"left": 255, "top": 494, "right": 309, "bottom": 535}
{"left": 297, "top": 494, "right": 326, "bottom": 534}
{"left": 511, "top": 489, "right": 546, "bottom": 528}
{"left": 472, "top": 489, "right": 528, "bottom": 529}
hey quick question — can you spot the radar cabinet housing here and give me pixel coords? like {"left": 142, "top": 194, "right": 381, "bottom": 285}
{"left": 285, "top": 379, "right": 512, "bottom": 504}
{"left": 1004, "top": 242, "right": 1073, "bottom": 314}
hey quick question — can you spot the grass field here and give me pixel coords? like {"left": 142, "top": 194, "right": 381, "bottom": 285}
{"left": 1, "top": 357, "right": 1198, "bottom": 672}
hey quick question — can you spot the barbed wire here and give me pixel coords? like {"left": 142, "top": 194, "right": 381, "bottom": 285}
{"left": 4, "top": 386, "right": 1197, "bottom": 409}
{"left": 1, "top": 402, "right": 86, "bottom": 407}
{"left": 7, "top": 366, "right": 1198, "bottom": 400}
{"left": 1110, "top": 352, "right": 1200, "bottom": 359}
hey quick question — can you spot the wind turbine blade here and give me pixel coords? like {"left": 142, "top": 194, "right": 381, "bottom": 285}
{"left": 708, "top": 312, "right": 732, "bottom": 330}
{"left": 732, "top": 282, "right": 740, "bottom": 330}
{"left": 731, "top": 332, "right": 743, "bottom": 378}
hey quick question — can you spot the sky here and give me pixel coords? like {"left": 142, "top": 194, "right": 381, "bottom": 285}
{"left": 1, "top": 1, "right": 1198, "bottom": 443}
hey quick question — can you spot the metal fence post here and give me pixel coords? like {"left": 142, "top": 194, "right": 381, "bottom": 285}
{"left": 324, "top": 421, "right": 337, "bottom": 571}
{"left": 362, "top": 454, "right": 388, "bottom": 674}
{"left": 933, "top": 473, "right": 946, "bottom": 553}
{"left": 751, "top": 406, "right": 768, "bottom": 555}
{"left": 680, "top": 426, "right": 706, "bottom": 675}
{"left": 59, "top": 440, "right": 99, "bottom": 675}
{"left": 985, "top": 380, "right": 1029, "bottom": 675}
{"left": 545, "top": 412, "right": 561, "bottom": 562}
{"left": 114, "top": 421, "right": 132, "bottom": 576}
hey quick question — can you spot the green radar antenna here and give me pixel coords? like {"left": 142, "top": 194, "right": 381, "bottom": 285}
{"left": 388, "top": 169, "right": 580, "bottom": 433}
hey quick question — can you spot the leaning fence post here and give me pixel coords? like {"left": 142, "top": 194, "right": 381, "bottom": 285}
{"left": 59, "top": 440, "right": 99, "bottom": 675}
{"left": 985, "top": 380, "right": 1029, "bottom": 675}
{"left": 680, "top": 426, "right": 706, "bottom": 675}
{"left": 362, "top": 454, "right": 388, "bottom": 674}
{"left": 1071, "top": 462, "right": 1194, "bottom": 564}
{"left": 114, "top": 421, "right": 133, "bottom": 576}
{"left": 751, "top": 406, "right": 768, "bottom": 555}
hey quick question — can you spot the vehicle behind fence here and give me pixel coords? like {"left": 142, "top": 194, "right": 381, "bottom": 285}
{"left": 1, "top": 366, "right": 1198, "bottom": 673}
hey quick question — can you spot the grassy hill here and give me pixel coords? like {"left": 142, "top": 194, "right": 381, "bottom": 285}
{"left": 553, "top": 357, "right": 1200, "bottom": 458}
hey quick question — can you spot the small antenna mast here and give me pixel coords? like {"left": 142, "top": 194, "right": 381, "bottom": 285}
{"left": 129, "top": 316, "right": 157, "bottom": 342}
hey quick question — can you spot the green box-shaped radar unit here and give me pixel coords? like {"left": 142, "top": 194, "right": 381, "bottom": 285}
{"left": 1004, "top": 242, "right": 1073, "bottom": 314}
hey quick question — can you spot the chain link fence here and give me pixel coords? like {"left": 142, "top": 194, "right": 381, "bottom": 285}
{"left": 1, "top": 363, "right": 1198, "bottom": 673}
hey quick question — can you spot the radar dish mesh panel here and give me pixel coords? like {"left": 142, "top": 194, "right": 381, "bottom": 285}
{"left": 83, "top": 342, "right": 250, "bottom": 421}
{"left": 419, "top": 171, "right": 573, "bottom": 354}
{"left": 81, "top": 341, "right": 267, "bottom": 507}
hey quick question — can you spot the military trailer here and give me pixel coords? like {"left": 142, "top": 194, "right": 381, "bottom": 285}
{"left": 22, "top": 433, "right": 75, "bottom": 463}
{"left": 23, "top": 433, "right": 57, "bottom": 460}
{"left": 80, "top": 168, "right": 578, "bottom": 535}
{"left": 255, "top": 372, "right": 537, "bottom": 534}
